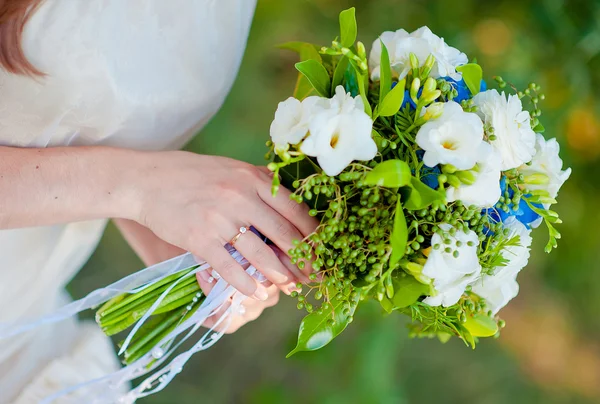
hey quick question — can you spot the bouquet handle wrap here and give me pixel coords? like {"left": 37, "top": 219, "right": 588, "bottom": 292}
{"left": 0, "top": 250, "right": 259, "bottom": 404}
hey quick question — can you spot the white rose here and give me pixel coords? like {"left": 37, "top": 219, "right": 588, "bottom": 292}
{"left": 422, "top": 225, "right": 482, "bottom": 307}
{"left": 300, "top": 86, "right": 376, "bottom": 176}
{"left": 416, "top": 101, "right": 485, "bottom": 170}
{"left": 472, "top": 89, "right": 537, "bottom": 170}
{"left": 369, "top": 26, "right": 468, "bottom": 81}
{"left": 269, "top": 96, "right": 324, "bottom": 151}
{"left": 470, "top": 217, "right": 532, "bottom": 314}
{"left": 519, "top": 134, "right": 572, "bottom": 199}
{"left": 446, "top": 142, "right": 502, "bottom": 208}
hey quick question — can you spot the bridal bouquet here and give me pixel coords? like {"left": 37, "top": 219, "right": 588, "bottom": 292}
{"left": 1, "top": 7, "right": 571, "bottom": 403}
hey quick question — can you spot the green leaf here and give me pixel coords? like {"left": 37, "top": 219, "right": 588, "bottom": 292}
{"left": 404, "top": 176, "right": 446, "bottom": 210}
{"left": 363, "top": 159, "right": 411, "bottom": 187}
{"left": 389, "top": 199, "right": 408, "bottom": 268}
{"left": 456, "top": 63, "right": 483, "bottom": 96}
{"left": 355, "top": 72, "right": 372, "bottom": 116}
{"left": 299, "top": 44, "right": 322, "bottom": 63}
{"left": 378, "top": 78, "right": 406, "bottom": 117}
{"left": 295, "top": 60, "right": 331, "bottom": 97}
{"left": 332, "top": 56, "right": 349, "bottom": 90}
{"left": 391, "top": 275, "right": 430, "bottom": 309}
{"left": 287, "top": 288, "right": 360, "bottom": 357}
{"left": 278, "top": 41, "right": 320, "bottom": 56}
{"left": 463, "top": 314, "right": 498, "bottom": 337}
{"left": 533, "top": 121, "right": 545, "bottom": 133}
{"left": 339, "top": 7, "right": 357, "bottom": 48}
{"left": 380, "top": 296, "right": 394, "bottom": 314}
{"left": 379, "top": 41, "right": 392, "bottom": 104}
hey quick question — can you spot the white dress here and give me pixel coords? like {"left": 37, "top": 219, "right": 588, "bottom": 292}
{"left": 0, "top": 1, "right": 256, "bottom": 402}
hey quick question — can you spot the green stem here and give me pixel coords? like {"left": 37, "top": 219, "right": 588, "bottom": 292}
{"left": 99, "top": 275, "right": 198, "bottom": 326}
{"left": 100, "top": 283, "right": 201, "bottom": 335}
{"left": 123, "top": 297, "right": 205, "bottom": 365}
{"left": 96, "top": 266, "right": 198, "bottom": 319}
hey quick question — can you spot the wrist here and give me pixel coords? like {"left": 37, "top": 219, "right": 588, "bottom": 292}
{"left": 104, "top": 148, "right": 154, "bottom": 222}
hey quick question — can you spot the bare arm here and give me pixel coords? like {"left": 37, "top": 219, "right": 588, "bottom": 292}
{"left": 0, "top": 145, "right": 318, "bottom": 298}
{"left": 113, "top": 218, "right": 184, "bottom": 266}
{"left": 0, "top": 146, "right": 139, "bottom": 229}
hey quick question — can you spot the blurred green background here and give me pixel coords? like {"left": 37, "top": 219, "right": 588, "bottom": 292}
{"left": 70, "top": 0, "right": 600, "bottom": 403}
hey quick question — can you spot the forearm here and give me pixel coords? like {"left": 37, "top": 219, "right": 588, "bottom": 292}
{"left": 0, "top": 146, "right": 141, "bottom": 229}
{"left": 113, "top": 218, "right": 185, "bottom": 266}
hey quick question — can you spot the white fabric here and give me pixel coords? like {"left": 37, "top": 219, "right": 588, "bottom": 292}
{"left": 0, "top": 1, "right": 256, "bottom": 402}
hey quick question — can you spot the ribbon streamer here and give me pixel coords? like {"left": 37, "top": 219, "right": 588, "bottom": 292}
{"left": 0, "top": 250, "right": 256, "bottom": 403}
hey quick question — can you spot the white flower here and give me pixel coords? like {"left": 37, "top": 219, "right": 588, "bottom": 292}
{"left": 472, "top": 90, "right": 537, "bottom": 170}
{"left": 422, "top": 225, "right": 482, "bottom": 307}
{"left": 446, "top": 143, "right": 502, "bottom": 208}
{"left": 416, "top": 101, "right": 485, "bottom": 170}
{"left": 470, "top": 217, "right": 532, "bottom": 314}
{"left": 519, "top": 134, "right": 572, "bottom": 199}
{"left": 300, "top": 86, "right": 376, "bottom": 176}
{"left": 369, "top": 26, "right": 468, "bottom": 81}
{"left": 269, "top": 96, "right": 324, "bottom": 151}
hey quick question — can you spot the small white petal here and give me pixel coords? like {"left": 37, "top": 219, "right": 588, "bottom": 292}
{"left": 472, "top": 90, "right": 537, "bottom": 170}
{"left": 416, "top": 101, "right": 485, "bottom": 170}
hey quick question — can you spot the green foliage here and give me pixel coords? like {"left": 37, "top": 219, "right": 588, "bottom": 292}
{"left": 380, "top": 275, "right": 431, "bottom": 313}
{"left": 287, "top": 286, "right": 360, "bottom": 357}
{"left": 463, "top": 313, "right": 499, "bottom": 337}
{"left": 378, "top": 41, "right": 392, "bottom": 105}
{"left": 456, "top": 63, "right": 483, "bottom": 96}
{"left": 390, "top": 199, "right": 408, "bottom": 268}
{"left": 295, "top": 59, "right": 331, "bottom": 97}
{"left": 363, "top": 159, "right": 411, "bottom": 187}
{"left": 404, "top": 177, "right": 445, "bottom": 211}
{"left": 332, "top": 56, "right": 349, "bottom": 90}
{"left": 338, "top": 7, "right": 357, "bottom": 48}
{"left": 377, "top": 79, "right": 406, "bottom": 118}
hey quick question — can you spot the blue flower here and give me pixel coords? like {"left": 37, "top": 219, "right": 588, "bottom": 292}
{"left": 485, "top": 177, "right": 542, "bottom": 228}
{"left": 415, "top": 150, "right": 441, "bottom": 189}
{"left": 443, "top": 77, "right": 487, "bottom": 103}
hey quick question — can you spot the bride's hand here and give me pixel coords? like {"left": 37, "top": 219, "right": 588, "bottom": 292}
{"left": 197, "top": 268, "right": 280, "bottom": 334}
{"left": 128, "top": 151, "right": 318, "bottom": 300}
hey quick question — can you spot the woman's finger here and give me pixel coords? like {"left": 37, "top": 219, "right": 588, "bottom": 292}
{"left": 233, "top": 231, "right": 297, "bottom": 294}
{"left": 200, "top": 241, "right": 268, "bottom": 300}
{"left": 256, "top": 181, "right": 319, "bottom": 238}
{"left": 269, "top": 244, "right": 308, "bottom": 287}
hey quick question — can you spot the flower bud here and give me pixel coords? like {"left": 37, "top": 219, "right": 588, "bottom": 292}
{"left": 523, "top": 173, "right": 550, "bottom": 185}
{"left": 441, "top": 164, "right": 458, "bottom": 174}
{"left": 409, "top": 52, "right": 420, "bottom": 70}
{"left": 424, "top": 54, "right": 435, "bottom": 70}
{"left": 422, "top": 77, "right": 437, "bottom": 96}
{"left": 447, "top": 174, "right": 462, "bottom": 188}
{"left": 410, "top": 78, "right": 421, "bottom": 102}
{"left": 456, "top": 170, "right": 477, "bottom": 185}
{"left": 357, "top": 41, "right": 366, "bottom": 59}
{"left": 420, "top": 89, "right": 442, "bottom": 105}
{"left": 423, "top": 102, "right": 444, "bottom": 121}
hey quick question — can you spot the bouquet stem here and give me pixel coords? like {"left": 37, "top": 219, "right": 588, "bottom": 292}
{"left": 95, "top": 266, "right": 206, "bottom": 364}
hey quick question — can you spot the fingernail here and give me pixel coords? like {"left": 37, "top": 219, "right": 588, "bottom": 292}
{"left": 253, "top": 286, "right": 269, "bottom": 301}
{"left": 197, "top": 270, "right": 210, "bottom": 282}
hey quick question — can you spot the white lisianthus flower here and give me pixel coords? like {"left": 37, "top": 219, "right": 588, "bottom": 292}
{"left": 471, "top": 217, "right": 532, "bottom": 314}
{"left": 519, "top": 134, "right": 572, "bottom": 199}
{"left": 269, "top": 96, "right": 324, "bottom": 151}
{"left": 472, "top": 89, "right": 537, "bottom": 170}
{"left": 416, "top": 101, "right": 485, "bottom": 170}
{"left": 446, "top": 143, "right": 502, "bottom": 208}
{"left": 422, "top": 225, "right": 482, "bottom": 307}
{"left": 369, "top": 26, "right": 468, "bottom": 81}
{"left": 300, "top": 86, "right": 376, "bottom": 176}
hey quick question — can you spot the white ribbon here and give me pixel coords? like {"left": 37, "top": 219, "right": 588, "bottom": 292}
{"left": 0, "top": 250, "right": 257, "bottom": 403}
